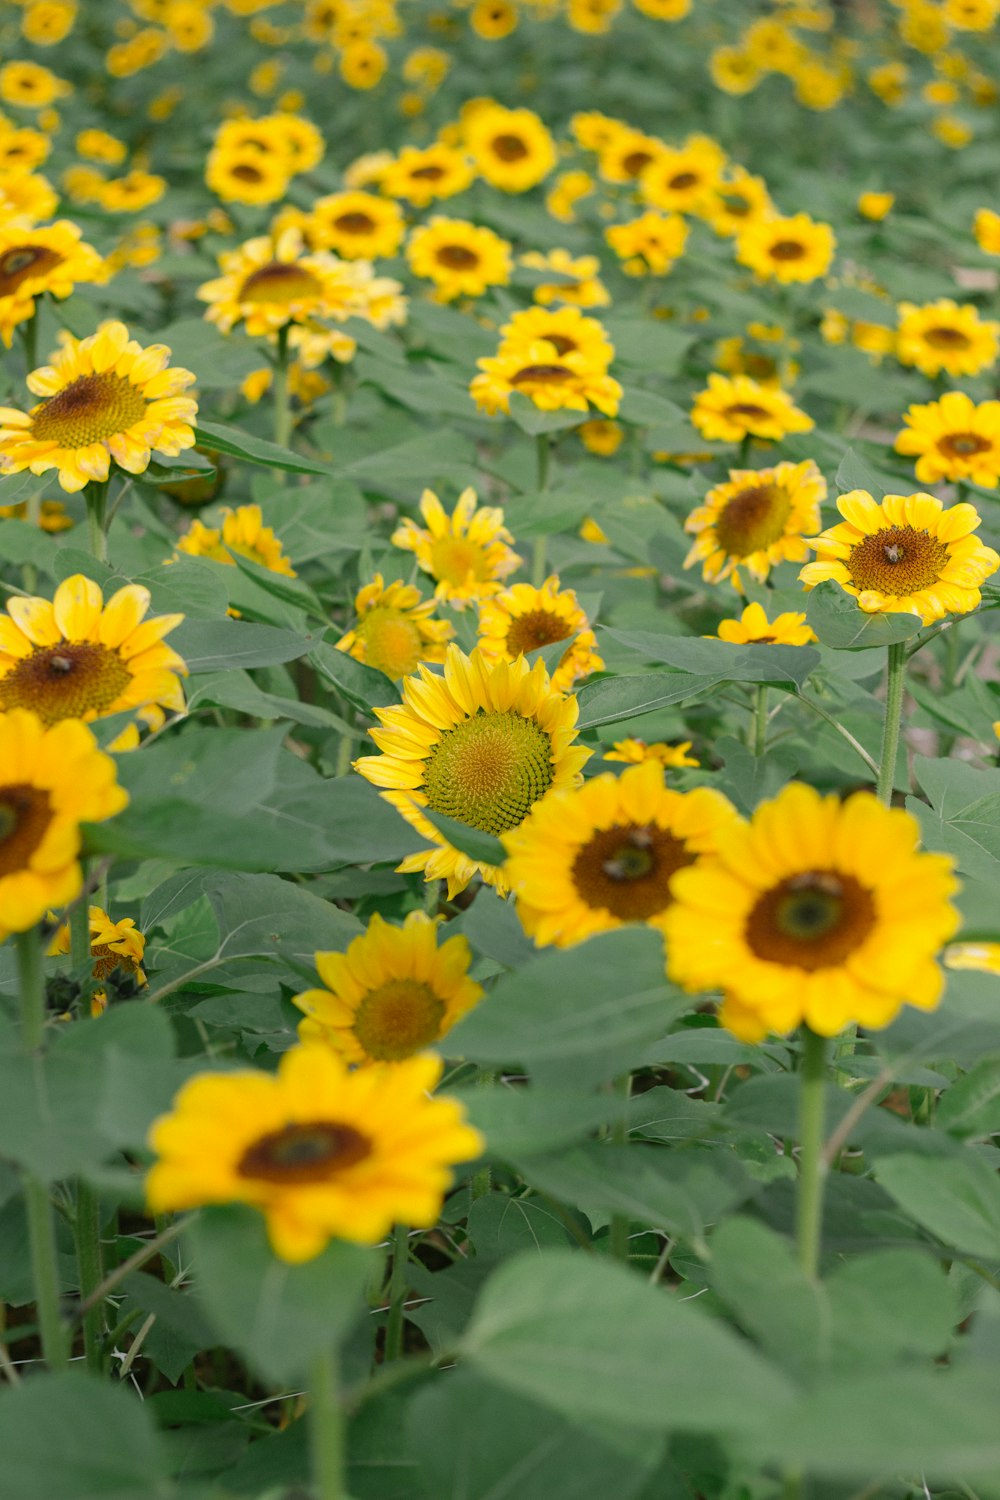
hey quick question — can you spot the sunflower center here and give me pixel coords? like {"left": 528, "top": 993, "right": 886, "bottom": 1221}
{"left": 0, "top": 642, "right": 132, "bottom": 725}
{"left": 0, "top": 245, "right": 63, "bottom": 297}
{"left": 847, "top": 525, "right": 949, "bottom": 595}
{"left": 719, "top": 192, "right": 751, "bottom": 216}
{"left": 92, "top": 942, "right": 141, "bottom": 981}
{"left": 231, "top": 163, "right": 264, "bottom": 183}
{"left": 746, "top": 870, "right": 876, "bottom": 970}
{"left": 713, "top": 483, "right": 793, "bottom": 557}
{"left": 358, "top": 607, "right": 424, "bottom": 679}
{"left": 31, "top": 373, "right": 148, "bottom": 447}
{"left": 411, "top": 164, "right": 445, "bottom": 180}
{"left": 334, "top": 211, "right": 376, "bottom": 234}
{"left": 939, "top": 431, "right": 991, "bottom": 458}
{"left": 923, "top": 325, "right": 970, "bottom": 350}
{"left": 545, "top": 334, "right": 577, "bottom": 355}
{"left": 436, "top": 244, "right": 480, "bottom": 270}
{"left": 238, "top": 1121, "right": 371, "bottom": 1184}
{"left": 0, "top": 783, "right": 53, "bottom": 877}
{"left": 353, "top": 979, "right": 446, "bottom": 1061}
{"left": 240, "top": 261, "right": 322, "bottom": 305}
{"left": 622, "top": 149, "right": 653, "bottom": 176}
{"left": 492, "top": 133, "right": 529, "bottom": 162}
{"left": 572, "top": 822, "right": 695, "bottom": 921}
{"left": 505, "top": 608, "right": 571, "bottom": 656}
{"left": 669, "top": 171, "right": 699, "bottom": 190}
{"left": 723, "top": 402, "right": 770, "bottom": 421}
{"left": 429, "top": 534, "right": 490, "bottom": 585}
{"left": 512, "top": 363, "right": 574, "bottom": 384}
{"left": 423, "top": 708, "right": 553, "bottom": 838}
{"left": 770, "top": 239, "right": 807, "bottom": 261}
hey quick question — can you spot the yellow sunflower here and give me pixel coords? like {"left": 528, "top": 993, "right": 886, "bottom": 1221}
{"left": 391, "top": 488, "right": 521, "bottom": 608}
{"left": 519, "top": 249, "right": 610, "bottom": 309}
{"left": 197, "top": 228, "right": 365, "bottom": 339}
{"left": 292, "top": 911, "right": 484, "bottom": 1064}
{"left": 0, "top": 708, "right": 128, "bottom": 942}
{"left": 895, "top": 299, "right": 1000, "bottom": 379}
{"left": 504, "top": 760, "right": 737, "bottom": 948}
{"left": 596, "top": 124, "right": 664, "bottom": 184}
{"left": 736, "top": 212, "right": 836, "bottom": 285}
{"left": 605, "top": 210, "right": 688, "bottom": 276}
{"left": 571, "top": 110, "right": 621, "bottom": 153}
{"left": 49, "top": 904, "right": 147, "bottom": 1012}
{"left": 406, "top": 217, "right": 512, "bottom": 301}
{"left": 176, "top": 504, "right": 295, "bottom": 577}
{"left": 380, "top": 143, "right": 475, "bottom": 207}
{"left": 973, "top": 208, "right": 1000, "bottom": 255}
{"left": 0, "top": 170, "right": 58, "bottom": 223}
{"left": 800, "top": 489, "right": 1000, "bottom": 625}
{"left": 306, "top": 191, "right": 406, "bottom": 260}
{"left": 710, "top": 45, "right": 763, "bottom": 96}
{"left": 0, "top": 61, "right": 70, "bottom": 109}
{"left": 713, "top": 602, "right": 817, "bottom": 645}
{"left": 336, "top": 574, "right": 454, "bottom": 680}
{"left": 579, "top": 419, "right": 623, "bottom": 456}
{"left": 464, "top": 103, "right": 557, "bottom": 193}
{"left": 0, "top": 321, "right": 197, "bottom": 493}
{"left": 943, "top": 942, "right": 1000, "bottom": 975}
{"left": 477, "top": 575, "right": 603, "bottom": 691}
{"left": 684, "top": 459, "right": 826, "bottom": 588}
{"left": 147, "top": 1045, "right": 482, "bottom": 1263}
{"left": 206, "top": 146, "right": 290, "bottom": 206}
{"left": 664, "top": 783, "right": 960, "bottom": 1041}
{"left": 355, "top": 645, "right": 590, "bottom": 897}
{"left": 0, "top": 573, "right": 186, "bottom": 728}
{"left": 545, "top": 169, "right": 596, "bottom": 225}
{"left": 471, "top": 339, "right": 623, "bottom": 418}
{"left": 495, "top": 305, "right": 615, "bottom": 370}
{"left": 690, "top": 374, "right": 814, "bottom": 444}
{"left": 858, "top": 191, "right": 894, "bottom": 221}
{"left": 639, "top": 134, "right": 727, "bottom": 215}
{"left": 702, "top": 167, "right": 773, "bottom": 236}
{"left": 895, "top": 392, "right": 1000, "bottom": 488}
{"left": 604, "top": 738, "right": 699, "bottom": 768}
{"left": 0, "top": 220, "right": 105, "bottom": 348}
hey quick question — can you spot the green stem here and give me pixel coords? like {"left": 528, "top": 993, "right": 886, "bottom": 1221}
{"left": 875, "top": 641, "right": 907, "bottom": 805}
{"left": 383, "top": 1224, "right": 409, "bottom": 1364}
{"left": 273, "top": 326, "right": 292, "bottom": 448}
{"left": 795, "top": 1027, "right": 828, "bottom": 1280}
{"left": 608, "top": 1073, "right": 632, "bottom": 1262}
{"left": 85, "top": 481, "right": 109, "bottom": 563}
{"left": 70, "top": 891, "right": 92, "bottom": 1015}
{"left": 309, "top": 1348, "right": 346, "bottom": 1500}
{"left": 21, "top": 312, "right": 37, "bottom": 374}
{"left": 532, "top": 433, "right": 551, "bottom": 587}
{"left": 75, "top": 1183, "right": 103, "bottom": 1372}
{"left": 17, "top": 928, "right": 45, "bottom": 1052}
{"left": 750, "top": 683, "right": 768, "bottom": 757}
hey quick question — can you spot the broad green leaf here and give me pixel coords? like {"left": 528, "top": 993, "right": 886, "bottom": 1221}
{"left": 575, "top": 672, "right": 722, "bottom": 730}
{"left": 508, "top": 393, "right": 587, "bottom": 435}
{"left": 420, "top": 807, "right": 507, "bottom": 867}
{"left": 454, "top": 1086, "right": 616, "bottom": 1158}
{"left": 805, "top": 582, "right": 923, "bottom": 650}
{"left": 877, "top": 1152, "right": 1000, "bottom": 1258}
{"left": 601, "top": 628, "right": 820, "bottom": 688}
{"left": 194, "top": 420, "right": 336, "bottom": 476}
{"left": 310, "top": 639, "right": 401, "bottom": 712}
{"left": 938, "top": 1059, "right": 1000, "bottom": 1138}
{"left": 169, "top": 618, "right": 318, "bottom": 673}
{"left": 157, "top": 318, "right": 264, "bottom": 388}
{"left": 709, "top": 1218, "right": 828, "bottom": 1380}
{"left": 826, "top": 1249, "right": 958, "bottom": 1368}
{"left": 834, "top": 447, "right": 893, "bottom": 498}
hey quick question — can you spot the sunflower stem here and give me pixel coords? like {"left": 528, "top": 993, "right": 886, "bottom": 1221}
{"left": 795, "top": 1026, "right": 828, "bottom": 1280}
{"left": 16, "top": 930, "right": 68, "bottom": 1372}
{"left": 75, "top": 1183, "right": 104, "bottom": 1372}
{"left": 20, "top": 311, "right": 37, "bottom": 374}
{"left": 750, "top": 683, "right": 768, "bottom": 756}
{"left": 273, "top": 326, "right": 292, "bottom": 448}
{"left": 383, "top": 1224, "right": 409, "bottom": 1364}
{"left": 85, "top": 481, "right": 109, "bottom": 563}
{"left": 875, "top": 641, "right": 907, "bottom": 805}
{"left": 70, "top": 889, "right": 93, "bottom": 1015}
{"left": 608, "top": 1072, "right": 632, "bottom": 1262}
{"left": 532, "top": 433, "right": 551, "bottom": 587}
{"left": 309, "top": 1347, "right": 346, "bottom": 1500}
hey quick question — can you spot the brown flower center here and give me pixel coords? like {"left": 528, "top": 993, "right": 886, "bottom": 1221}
{"left": 718, "top": 192, "right": 751, "bottom": 217}
{"left": 238, "top": 1121, "right": 371, "bottom": 1184}
{"left": 334, "top": 211, "right": 376, "bottom": 234}
{"left": 923, "top": 325, "right": 970, "bottom": 350}
{"left": 423, "top": 708, "right": 553, "bottom": 838}
{"left": 512, "top": 363, "right": 574, "bottom": 384}
{"left": 846, "top": 525, "right": 949, "bottom": 595}
{"left": 0, "top": 783, "right": 53, "bottom": 877}
{"left": 492, "top": 133, "right": 529, "bottom": 162}
{"left": 353, "top": 979, "right": 446, "bottom": 1061}
{"left": 91, "top": 942, "right": 142, "bottom": 982}
{"left": 621, "top": 149, "right": 653, "bottom": 176}
{"left": 240, "top": 260, "right": 323, "bottom": 306}
{"left": 572, "top": 823, "right": 695, "bottom": 921}
{"left": 769, "top": 239, "right": 807, "bottom": 261}
{"left": 0, "top": 245, "right": 63, "bottom": 297}
{"left": 0, "top": 641, "right": 133, "bottom": 725}
{"left": 713, "top": 482, "right": 793, "bottom": 557}
{"left": 411, "top": 164, "right": 446, "bottom": 181}
{"left": 746, "top": 870, "right": 876, "bottom": 969}
{"left": 30, "top": 373, "right": 148, "bottom": 448}
{"left": 938, "top": 431, "right": 991, "bottom": 459}
{"left": 506, "top": 608, "right": 571, "bottom": 656}
{"left": 231, "top": 163, "right": 264, "bottom": 183}
{"left": 723, "top": 402, "right": 771, "bottom": 422}
{"left": 669, "top": 171, "right": 699, "bottom": 190}
{"left": 436, "top": 244, "right": 480, "bottom": 270}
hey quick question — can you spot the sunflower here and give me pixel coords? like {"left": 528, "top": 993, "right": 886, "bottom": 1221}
{"left": 690, "top": 374, "right": 814, "bottom": 444}
{"left": 604, "top": 738, "right": 699, "bottom": 768}
{"left": 464, "top": 103, "right": 557, "bottom": 192}
{"left": 639, "top": 134, "right": 727, "bottom": 215}
{"left": 380, "top": 143, "right": 475, "bottom": 207}
{"left": 579, "top": 419, "right": 623, "bottom": 456}
{"left": 545, "top": 170, "right": 596, "bottom": 225}
{"left": 293, "top": 911, "right": 484, "bottom": 1065}
{"left": 895, "top": 299, "right": 1000, "bottom": 379}
{"left": 97, "top": 171, "right": 166, "bottom": 214}
{"left": 664, "top": 783, "right": 960, "bottom": 1041}
{"left": 0, "top": 498, "right": 70, "bottom": 531}
{"left": 974, "top": 208, "right": 1000, "bottom": 255}
{"left": 496, "top": 306, "right": 615, "bottom": 370}
{"left": 197, "top": 228, "right": 365, "bottom": 338}
{"left": 355, "top": 645, "right": 590, "bottom": 897}
{"left": 0, "top": 61, "right": 70, "bottom": 109}
{"left": 176, "top": 504, "right": 295, "bottom": 578}
{"left": 336, "top": 574, "right": 454, "bottom": 680}
{"left": 596, "top": 124, "right": 664, "bottom": 184}
{"left": 713, "top": 602, "right": 817, "bottom": 645}
{"left": 0, "top": 573, "right": 186, "bottom": 729}
{"left": 943, "top": 941, "right": 1000, "bottom": 975}
{"left": 471, "top": 339, "right": 623, "bottom": 418}
{"left": 406, "top": 217, "right": 512, "bottom": 301}
{"left": 0, "top": 321, "right": 197, "bottom": 494}
{"left": 147, "top": 1045, "right": 482, "bottom": 1263}
{"left": 391, "top": 488, "right": 521, "bottom": 608}
{"left": 800, "top": 489, "right": 1000, "bottom": 625}
{"left": 206, "top": 147, "right": 289, "bottom": 206}
{"left": 895, "top": 392, "right": 1000, "bottom": 488}
{"left": 684, "top": 459, "right": 826, "bottom": 588}
{"left": 49, "top": 904, "right": 147, "bottom": 997}
{"left": 0, "top": 170, "right": 58, "bottom": 223}
{"left": 709, "top": 46, "right": 763, "bottom": 96}
{"left": 571, "top": 110, "right": 620, "bottom": 153}
{"left": 0, "top": 220, "right": 105, "bottom": 348}
{"left": 702, "top": 167, "right": 773, "bottom": 236}
{"left": 736, "top": 213, "right": 836, "bottom": 285}
{"left": 476, "top": 575, "right": 603, "bottom": 690}
{"left": 604, "top": 211, "right": 689, "bottom": 276}
{"left": 519, "top": 249, "right": 610, "bottom": 309}
{"left": 306, "top": 191, "right": 405, "bottom": 260}
{"left": 858, "top": 191, "right": 894, "bottom": 221}
{"left": 470, "top": 0, "right": 519, "bottom": 38}
{"left": 0, "top": 708, "right": 128, "bottom": 942}
{"left": 504, "top": 760, "right": 737, "bottom": 949}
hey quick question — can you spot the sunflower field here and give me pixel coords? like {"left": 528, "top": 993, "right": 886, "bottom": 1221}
{"left": 6, "top": 0, "right": 1000, "bottom": 1496}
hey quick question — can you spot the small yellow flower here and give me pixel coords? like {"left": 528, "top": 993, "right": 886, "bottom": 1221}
{"left": 407, "top": 217, "right": 512, "bottom": 302}
{"left": 896, "top": 298, "right": 999, "bottom": 378}
{"left": 605, "top": 210, "right": 688, "bottom": 276}
{"left": 712, "top": 602, "right": 817, "bottom": 646}
{"left": 710, "top": 46, "right": 763, "bottom": 96}
{"left": 702, "top": 167, "right": 773, "bottom": 235}
{"left": 974, "top": 208, "right": 1000, "bottom": 255}
{"left": 0, "top": 61, "right": 71, "bottom": 109}
{"left": 22, "top": 1, "right": 78, "bottom": 46}
{"left": 736, "top": 213, "right": 836, "bottom": 285}
{"left": 471, "top": 337, "right": 622, "bottom": 419}
{"left": 306, "top": 192, "right": 406, "bottom": 260}
{"left": 380, "top": 143, "right": 474, "bottom": 207}
{"left": 604, "top": 738, "right": 699, "bottom": 768}
{"left": 0, "top": 220, "right": 105, "bottom": 348}
{"left": 206, "top": 147, "right": 290, "bottom": 206}
{"left": 97, "top": 170, "right": 166, "bottom": 214}
{"left": 579, "top": 419, "right": 623, "bottom": 456}
{"left": 895, "top": 391, "right": 1000, "bottom": 488}
{"left": 49, "top": 905, "right": 147, "bottom": 993}
{"left": 464, "top": 103, "right": 556, "bottom": 193}
{"left": 477, "top": 574, "right": 603, "bottom": 691}
{"left": 176, "top": 504, "right": 295, "bottom": 578}
{"left": 336, "top": 574, "right": 453, "bottom": 680}
{"left": 520, "top": 249, "right": 610, "bottom": 309}
{"left": 496, "top": 305, "right": 615, "bottom": 370}
{"left": 639, "top": 134, "right": 727, "bottom": 215}
{"left": 76, "top": 128, "right": 126, "bottom": 165}
{"left": 690, "top": 374, "right": 814, "bottom": 444}
{"left": 470, "top": 0, "right": 519, "bottom": 37}
{"left": 858, "top": 191, "right": 895, "bottom": 221}
{"left": 340, "top": 40, "right": 388, "bottom": 90}
{"left": 545, "top": 169, "right": 595, "bottom": 224}
{"left": 391, "top": 488, "right": 520, "bottom": 608}
{"left": 596, "top": 124, "right": 663, "bottom": 184}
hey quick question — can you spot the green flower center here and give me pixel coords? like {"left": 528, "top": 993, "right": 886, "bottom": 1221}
{"left": 713, "top": 482, "right": 793, "bottom": 558}
{"left": 31, "top": 373, "right": 148, "bottom": 448}
{"left": 358, "top": 607, "right": 424, "bottom": 680}
{"left": 746, "top": 870, "right": 876, "bottom": 970}
{"left": 424, "top": 708, "right": 553, "bottom": 839}
{"left": 353, "top": 979, "right": 446, "bottom": 1061}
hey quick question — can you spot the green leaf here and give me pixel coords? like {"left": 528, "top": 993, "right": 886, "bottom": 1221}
{"left": 194, "top": 420, "right": 336, "bottom": 477}
{"left": 710, "top": 1218, "right": 828, "bottom": 1380}
{"left": 454, "top": 1086, "right": 616, "bottom": 1158}
{"left": 420, "top": 807, "right": 507, "bottom": 867}
{"left": 310, "top": 640, "right": 401, "bottom": 712}
{"left": 575, "top": 673, "right": 722, "bottom": 730}
{"left": 507, "top": 393, "right": 587, "bottom": 435}
{"left": 170, "top": 618, "right": 318, "bottom": 673}
{"left": 188, "top": 1204, "right": 375, "bottom": 1383}
{"left": 938, "top": 1059, "right": 1000, "bottom": 1138}
{"left": 805, "top": 582, "right": 923, "bottom": 650}
{"left": 876, "top": 1152, "right": 1000, "bottom": 1258}
{"left": 826, "top": 1249, "right": 958, "bottom": 1369}
{"left": 834, "top": 447, "right": 893, "bottom": 498}
{"left": 619, "top": 387, "right": 689, "bottom": 427}
{"left": 601, "top": 628, "right": 820, "bottom": 688}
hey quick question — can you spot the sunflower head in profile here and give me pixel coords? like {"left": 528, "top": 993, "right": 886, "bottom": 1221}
{"left": 476, "top": 574, "right": 603, "bottom": 691}
{"left": 712, "top": 602, "right": 817, "bottom": 646}
{"left": 0, "top": 574, "right": 187, "bottom": 730}
{"left": 504, "top": 760, "right": 738, "bottom": 948}
{"left": 0, "top": 219, "right": 105, "bottom": 347}
{"left": 336, "top": 574, "right": 454, "bottom": 681}
{"left": 895, "top": 298, "right": 1000, "bottom": 379}
{"left": 176, "top": 504, "right": 296, "bottom": 578}
{"left": 664, "top": 782, "right": 960, "bottom": 1041}
{"left": 690, "top": 373, "right": 814, "bottom": 445}
{"left": 49, "top": 904, "right": 147, "bottom": 1014}
{"left": 894, "top": 391, "right": 1000, "bottom": 489}
{"left": 684, "top": 459, "right": 826, "bottom": 589}
{"left": 735, "top": 212, "right": 836, "bottom": 285}
{"left": 355, "top": 645, "right": 590, "bottom": 897}
{"left": 0, "top": 708, "right": 128, "bottom": 942}
{"left": 293, "top": 911, "right": 484, "bottom": 1065}
{"left": 800, "top": 489, "right": 1000, "bottom": 625}
{"left": 197, "top": 228, "right": 364, "bottom": 338}
{"left": 464, "top": 103, "right": 557, "bottom": 192}
{"left": 0, "top": 321, "right": 197, "bottom": 493}
{"left": 391, "top": 487, "right": 521, "bottom": 608}
{"left": 406, "top": 216, "right": 513, "bottom": 302}
{"left": 604, "top": 738, "right": 700, "bottom": 769}
{"left": 146, "top": 1045, "right": 483, "bottom": 1262}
